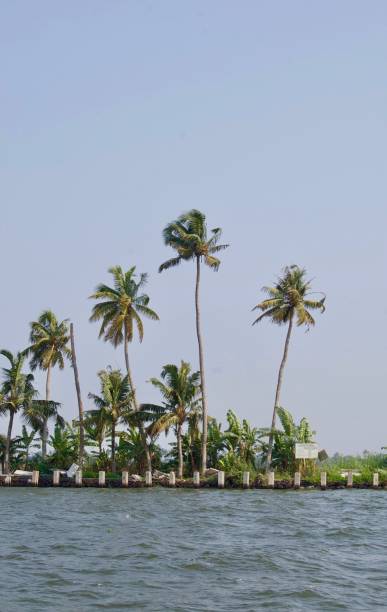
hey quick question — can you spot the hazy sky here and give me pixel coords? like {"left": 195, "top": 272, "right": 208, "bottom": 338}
{"left": 1, "top": 1, "right": 386, "bottom": 455}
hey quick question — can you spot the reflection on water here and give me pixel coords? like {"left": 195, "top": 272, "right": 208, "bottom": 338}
{"left": 1, "top": 488, "right": 386, "bottom": 611}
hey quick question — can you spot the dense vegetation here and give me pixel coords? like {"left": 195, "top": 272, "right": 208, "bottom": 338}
{"left": 2, "top": 208, "right": 381, "bottom": 481}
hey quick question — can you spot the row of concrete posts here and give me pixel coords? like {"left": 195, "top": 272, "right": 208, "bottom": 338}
{"left": 3, "top": 469, "right": 381, "bottom": 488}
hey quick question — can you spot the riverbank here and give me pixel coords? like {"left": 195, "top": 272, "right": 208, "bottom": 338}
{"left": 1, "top": 471, "right": 386, "bottom": 490}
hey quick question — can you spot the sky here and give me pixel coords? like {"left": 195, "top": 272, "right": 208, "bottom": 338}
{"left": 1, "top": 1, "right": 386, "bottom": 455}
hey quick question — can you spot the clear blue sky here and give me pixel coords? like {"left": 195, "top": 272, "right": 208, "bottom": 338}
{"left": 1, "top": 1, "right": 386, "bottom": 454}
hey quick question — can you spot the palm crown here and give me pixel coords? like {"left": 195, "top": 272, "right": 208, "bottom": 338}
{"left": 159, "top": 209, "right": 229, "bottom": 272}
{"left": 88, "top": 368, "right": 132, "bottom": 422}
{"left": 253, "top": 265, "right": 325, "bottom": 328}
{"left": 26, "top": 310, "right": 71, "bottom": 371}
{"left": 146, "top": 361, "right": 202, "bottom": 435}
{"left": 89, "top": 266, "right": 159, "bottom": 346}
{"left": 0, "top": 350, "right": 36, "bottom": 411}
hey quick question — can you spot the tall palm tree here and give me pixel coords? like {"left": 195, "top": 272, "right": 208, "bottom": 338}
{"left": 25, "top": 310, "right": 71, "bottom": 458}
{"left": 0, "top": 350, "right": 58, "bottom": 473}
{"left": 89, "top": 266, "right": 159, "bottom": 472}
{"left": 143, "top": 361, "right": 201, "bottom": 478}
{"left": 159, "top": 210, "right": 229, "bottom": 474}
{"left": 70, "top": 323, "right": 85, "bottom": 467}
{"left": 252, "top": 265, "right": 325, "bottom": 471}
{"left": 88, "top": 368, "right": 132, "bottom": 472}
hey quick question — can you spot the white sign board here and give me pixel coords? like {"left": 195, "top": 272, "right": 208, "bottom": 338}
{"left": 295, "top": 443, "right": 318, "bottom": 459}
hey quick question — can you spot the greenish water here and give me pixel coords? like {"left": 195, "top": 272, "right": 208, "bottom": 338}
{"left": 1, "top": 489, "right": 386, "bottom": 611}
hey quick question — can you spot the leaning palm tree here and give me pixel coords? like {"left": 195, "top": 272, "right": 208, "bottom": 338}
{"left": 25, "top": 310, "right": 71, "bottom": 458}
{"left": 0, "top": 350, "right": 59, "bottom": 473}
{"left": 143, "top": 361, "right": 201, "bottom": 478}
{"left": 88, "top": 368, "right": 132, "bottom": 472}
{"left": 89, "top": 266, "right": 159, "bottom": 472}
{"left": 252, "top": 265, "right": 326, "bottom": 471}
{"left": 159, "top": 210, "right": 229, "bottom": 474}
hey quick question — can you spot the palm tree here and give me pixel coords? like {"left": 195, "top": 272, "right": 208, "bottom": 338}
{"left": 89, "top": 266, "right": 159, "bottom": 472}
{"left": 23, "top": 400, "right": 63, "bottom": 452}
{"left": 258, "top": 407, "right": 315, "bottom": 472}
{"left": 14, "top": 425, "right": 40, "bottom": 469}
{"left": 70, "top": 323, "right": 85, "bottom": 467}
{"left": 25, "top": 310, "right": 71, "bottom": 458}
{"left": 84, "top": 411, "right": 110, "bottom": 456}
{"left": 252, "top": 265, "right": 325, "bottom": 471}
{"left": 143, "top": 361, "right": 201, "bottom": 478}
{"left": 0, "top": 350, "right": 57, "bottom": 473}
{"left": 159, "top": 210, "right": 229, "bottom": 474}
{"left": 88, "top": 368, "right": 132, "bottom": 472}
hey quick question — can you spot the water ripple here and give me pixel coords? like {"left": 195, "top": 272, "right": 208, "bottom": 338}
{"left": 1, "top": 489, "right": 387, "bottom": 610}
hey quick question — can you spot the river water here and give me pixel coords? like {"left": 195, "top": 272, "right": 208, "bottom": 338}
{"left": 0, "top": 488, "right": 386, "bottom": 611}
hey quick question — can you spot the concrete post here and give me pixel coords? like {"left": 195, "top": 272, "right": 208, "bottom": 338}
{"left": 122, "top": 471, "right": 129, "bottom": 487}
{"left": 5, "top": 475, "right": 11, "bottom": 486}
{"left": 268, "top": 471, "right": 275, "bottom": 488}
{"left": 145, "top": 471, "right": 152, "bottom": 487}
{"left": 75, "top": 470, "right": 82, "bottom": 487}
{"left": 193, "top": 471, "right": 200, "bottom": 488}
{"left": 53, "top": 470, "right": 60, "bottom": 486}
{"left": 32, "top": 470, "right": 39, "bottom": 486}
{"left": 347, "top": 470, "right": 353, "bottom": 488}
{"left": 98, "top": 471, "right": 106, "bottom": 487}
{"left": 320, "top": 472, "right": 327, "bottom": 490}
{"left": 294, "top": 472, "right": 301, "bottom": 489}
{"left": 218, "top": 471, "right": 225, "bottom": 488}
{"left": 169, "top": 472, "right": 176, "bottom": 487}
{"left": 373, "top": 473, "right": 379, "bottom": 488}
{"left": 243, "top": 471, "right": 250, "bottom": 489}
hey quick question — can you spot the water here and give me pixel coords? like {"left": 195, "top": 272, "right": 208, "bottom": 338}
{"left": 1, "top": 489, "right": 386, "bottom": 611}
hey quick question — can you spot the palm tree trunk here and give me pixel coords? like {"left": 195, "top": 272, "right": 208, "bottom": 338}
{"left": 4, "top": 411, "right": 14, "bottom": 474}
{"left": 123, "top": 328, "right": 152, "bottom": 474}
{"left": 177, "top": 423, "right": 183, "bottom": 479}
{"left": 111, "top": 420, "right": 116, "bottom": 473}
{"left": 41, "top": 364, "right": 51, "bottom": 459}
{"left": 265, "top": 314, "right": 294, "bottom": 472}
{"left": 70, "top": 323, "right": 85, "bottom": 467}
{"left": 195, "top": 256, "right": 208, "bottom": 475}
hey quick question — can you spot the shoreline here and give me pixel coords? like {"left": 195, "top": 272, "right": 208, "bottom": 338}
{"left": 1, "top": 473, "right": 385, "bottom": 490}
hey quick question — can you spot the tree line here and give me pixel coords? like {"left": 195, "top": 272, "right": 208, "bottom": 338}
{"left": 0, "top": 209, "right": 326, "bottom": 476}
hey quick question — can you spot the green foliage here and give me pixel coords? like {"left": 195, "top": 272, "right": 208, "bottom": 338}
{"left": 159, "top": 209, "right": 229, "bottom": 272}
{"left": 116, "top": 427, "right": 162, "bottom": 473}
{"left": 253, "top": 265, "right": 326, "bottom": 329}
{"left": 25, "top": 310, "right": 71, "bottom": 372}
{"left": 48, "top": 423, "right": 78, "bottom": 468}
{"left": 89, "top": 265, "right": 159, "bottom": 348}
{"left": 259, "top": 407, "right": 315, "bottom": 472}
